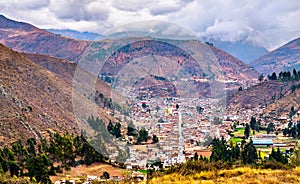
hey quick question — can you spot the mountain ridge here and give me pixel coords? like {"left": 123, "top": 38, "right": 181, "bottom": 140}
{"left": 251, "top": 37, "right": 300, "bottom": 75}
{"left": 0, "top": 43, "right": 117, "bottom": 144}
{"left": 0, "top": 14, "right": 89, "bottom": 61}
{"left": 205, "top": 38, "right": 269, "bottom": 64}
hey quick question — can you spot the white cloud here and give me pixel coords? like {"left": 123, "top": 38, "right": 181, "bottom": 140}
{"left": 0, "top": 0, "right": 300, "bottom": 50}
{"left": 111, "top": 0, "right": 153, "bottom": 12}
{"left": 149, "top": 0, "right": 189, "bottom": 16}
{"left": 1, "top": 0, "right": 50, "bottom": 10}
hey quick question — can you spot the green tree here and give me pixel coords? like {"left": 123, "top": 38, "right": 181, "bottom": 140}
{"left": 8, "top": 161, "right": 20, "bottom": 177}
{"left": 241, "top": 140, "right": 257, "bottom": 164}
{"left": 290, "top": 143, "right": 300, "bottom": 167}
{"left": 127, "top": 122, "right": 137, "bottom": 136}
{"left": 244, "top": 124, "right": 250, "bottom": 139}
{"left": 113, "top": 122, "right": 122, "bottom": 138}
{"left": 28, "top": 154, "right": 52, "bottom": 183}
{"left": 12, "top": 140, "right": 28, "bottom": 176}
{"left": 0, "top": 149, "right": 8, "bottom": 172}
{"left": 193, "top": 152, "right": 198, "bottom": 161}
{"left": 268, "top": 72, "right": 277, "bottom": 80}
{"left": 61, "top": 133, "right": 75, "bottom": 165}
{"left": 290, "top": 106, "right": 296, "bottom": 117}
{"left": 137, "top": 129, "right": 149, "bottom": 144}
{"left": 107, "top": 120, "right": 114, "bottom": 135}
{"left": 293, "top": 68, "right": 298, "bottom": 79}
{"left": 102, "top": 171, "right": 110, "bottom": 179}
{"left": 269, "top": 147, "right": 288, "bottom": 164}
{"left": 152, "top": 134, "right": 159, "bottom": 143}
{"left": 210, "top": 137, "right": 231, "bottom": 163}
{"left": 196, "top": 106, "right": 204, "bottom": 114}
{"left": 26, "top": 138, "right": 37, "bottom": 157}
{"left": 283, "top": 128, "right": 289, "bottom": 136}
{"left": 234, "top": 144, "right": 240, "bottom": 160}
{"left": 250, "top": 116, "right": 257, "bottom": 131}
{"left": 291, "top": 125, "right": 297, "bottom": 138}
{"left": 297, "top": 122, "right": 300, "bottom": 137}
{"left": 258, "top": 74, "right": 264, "bottom": 82}
{"left": 266, "top": 122, "right": 275, "bottom": 134}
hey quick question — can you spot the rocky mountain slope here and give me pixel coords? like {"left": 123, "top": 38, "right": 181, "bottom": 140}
{"left": 88, "top": 39, "right": 259, "bottom": 97}
{"left": 0, "top": 15, "right": 259, "bottom": 85}
{"left": 0, "top": 44, "right": 115, "bottom": 145}
{"left": 0, "top": 14, "right": 261, "bottom": 100}
{"left": 0, "top": 15, "right": 89, "bottom": 61}
{"left": 227, "top": 81, "right": 292, "bottom": 111}
{"left": 251, "top": 38, "right": 300, "bottom": 75}
{"left": 227, "top": 78, "right": 300, "bottom": 122}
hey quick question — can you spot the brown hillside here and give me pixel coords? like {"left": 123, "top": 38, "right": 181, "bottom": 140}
{"left": 22, "top": 53, "right": 112, "bottom": 98}
{"left": 0, "top": 44, "right": 114, "bottom": 145}
{"left": 227, "top": 79, "right": 300, "bottom": 121}
{"left": 227, "top": 81, "right": 292, "bottom": 111}
{"left": 0, "top": 15, "right": 89, "bottom": 61}
{"left": 265, "top": 82, "right": 300, "bottom": 117}
{"left": 251, "top": 37, "right": 300, "bottom": 75}
{"left": 209, "top": 45, "right": 259, "bottom": 83}
{"left": 0, "top": 15, "right": 259, "bottom": 91}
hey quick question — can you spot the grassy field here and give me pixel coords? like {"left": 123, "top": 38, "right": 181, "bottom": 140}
{"left": 145, "top": 167, "right": 300, "bottom": 184}
{"left": 230, "top": 137, "right": 243, "bottom": 144}
{"left": 233, "top": 128, "right": 245, "bottom": 137}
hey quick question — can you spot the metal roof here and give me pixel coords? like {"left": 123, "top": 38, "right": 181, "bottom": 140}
{"left": 252, "top": 139, "right": 273, "bottom": 145}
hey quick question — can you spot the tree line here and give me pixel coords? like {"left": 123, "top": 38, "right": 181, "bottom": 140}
{"left": 157, "top": 138, "right": 300, "bottom": 179}
{"left": 0, "top": 131, "right": 105, "bottom": 183}
{"left": 267, "top": 68, "right": 300, "bottom": 81}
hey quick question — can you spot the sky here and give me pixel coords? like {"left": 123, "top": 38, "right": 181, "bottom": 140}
{"left": 0, "top": 0, "right": 300, "bottom": 50}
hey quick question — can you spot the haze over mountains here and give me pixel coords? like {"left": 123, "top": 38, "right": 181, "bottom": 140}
{"left": 1, "top": 14, "right": 300, "bottom": 142}
{"left": 206, "top": 39, "right": 269, "bottom": 64}
{"left": 0, "top": 15, "right": 259, "bottom": 91}
{"left": 47, "top": 29, "right": 102, "bottom": 41}
{"left": 1, "top": 1, "right": 300, "bottom": 182}
{"left": 46, "top": 27, "right": 269, "bottom": 64}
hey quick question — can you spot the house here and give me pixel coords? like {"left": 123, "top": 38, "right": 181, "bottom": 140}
{"left": 195, "top": 149, "right": 212, "bottom": 159}
{"left": 252, "top": 139, "right": 273, "bottom": 146}
{"left": 255, "top": 134, "right": 277, "bottom": 140}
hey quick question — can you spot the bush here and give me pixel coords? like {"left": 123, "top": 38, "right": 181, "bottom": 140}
{"left": 259, "top": 160, "right": 290, "bottom": 170}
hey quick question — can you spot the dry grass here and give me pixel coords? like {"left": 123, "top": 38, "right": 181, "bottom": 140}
{"left": 50, "top": 163, "right": 124, "bottom": 182}
{"left": 145, "top": 167, "right": 300, "bottom": 184}
{"left": 0, "top": 43, "right": 118, "bottom": 144}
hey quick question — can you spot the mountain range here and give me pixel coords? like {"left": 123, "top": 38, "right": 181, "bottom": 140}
{"left": 251, "top": 38, "right": 300, "bottom": 75}
{"left": 1, "top": 14, "right": 300, "bottom": 141}
{"left": 47, "top": 28, "right": 269, "bottom": 64}
{"left": 0, "top": 15, "right": 89, "bottom": 62}
{"left": 0, "top": 15, "right": 259, "bottom": 94}
{"left": 206, "top": 39, "right": 269, "bottom": 64}
{"left": 47, "top": 29, "right": 102, "bottom": 41}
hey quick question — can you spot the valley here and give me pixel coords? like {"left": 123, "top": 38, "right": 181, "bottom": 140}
{"left": 0, "top": 12, "right": 300, "bottom": 184}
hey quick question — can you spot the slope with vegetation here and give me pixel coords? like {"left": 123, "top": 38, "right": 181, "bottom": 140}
{"left": 251, "top": 37, "right": 300, "bottom": 75}
{"left": 0, "top": 131, "right": 106, "bottom": 183}
{"left": 0, "top": 43, "right": 117, "bottom": 145}
{"left": 228, "top": 69, "right": 300, "bottom": 118}
{"left": 146, "top": 136, "right": 300, "bottom": 184}
{"left": 0, "top": 14, "right": 259, "bottom": 96}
